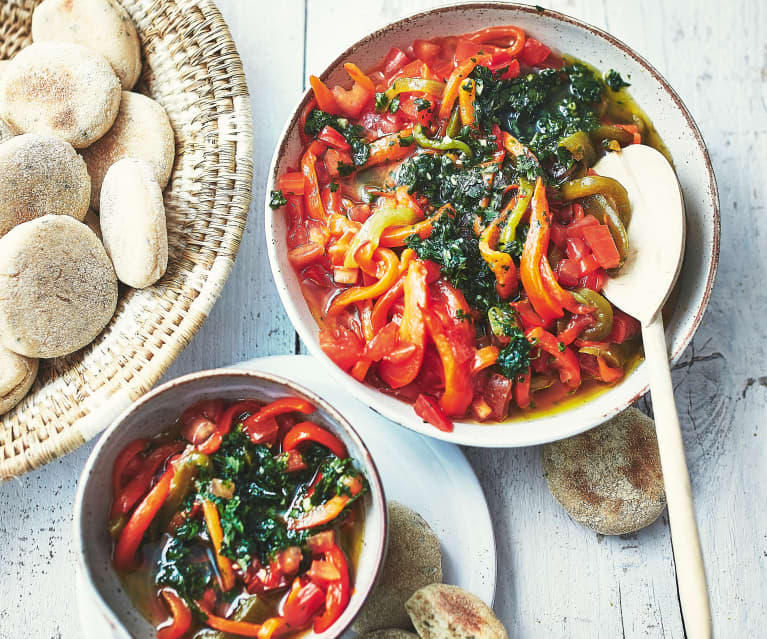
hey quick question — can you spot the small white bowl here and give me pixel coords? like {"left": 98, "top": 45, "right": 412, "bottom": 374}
{"left": 74, "top": 369, "right": 387, "bottom": 639}
{"left": 265, "top": 2, "right": 719, "bottom": 447}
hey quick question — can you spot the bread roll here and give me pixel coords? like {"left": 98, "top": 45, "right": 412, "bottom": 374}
{"left": 406, "top": 584, "right": 508, "bottom": 639}
{"left": 542, "top": 407, "right": 666, "bottom": 535}
{"left": 32, "top": 0, "right": 141, "bottom": 90}
{"left": 0, "top": 346, "right": 38, "bottom": 415}
{"left": 0, "top": 134, "right": 90, "bottom": 237}
{"left": 0, "top": 41, "right": 121, "bottom": 148}
{"left": 358, "top": 631, "right": 420, "bottom": 639}
{"left": 82, "top": 91, "right": 174, "bottom": 210}
{"left": 353, "top": 501, "right": 443, "bottom": 633}
{"left": 100, "top": 158, "right": 168, "bottom": 288}
{"left": 0, "top": 215, "right": 117, "bottom": 358}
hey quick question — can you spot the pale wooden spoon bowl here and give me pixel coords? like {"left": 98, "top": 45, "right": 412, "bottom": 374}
{"left": 595, "top": 144, "right": 711, "bottom": 639}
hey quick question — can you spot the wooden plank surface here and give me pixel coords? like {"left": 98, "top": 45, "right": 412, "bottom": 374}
{"left": 1, "top": 1, "right": 765, "bottom": 637}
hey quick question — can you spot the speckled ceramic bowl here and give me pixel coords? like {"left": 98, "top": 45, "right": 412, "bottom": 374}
{"left": 265, "top": 2, "right": 719, "bottom": 447}
{"left": 73, "top": 369, "right": 387, "bottom": 639}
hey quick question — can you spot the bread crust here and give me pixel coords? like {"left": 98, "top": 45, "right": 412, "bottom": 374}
{"left": 32, "top": 0, "right": 141, "bottom": 90}
{"left": 0, "top": 215, "right": 117, "bottom": 358}
{"left": 81, "top": 91, "right": 174, "bottom": 210}
{"left": 405, "top": 584, "right": 508, "bottom": 639}
{"left": 542, "top": 407, "right": 666, "bottom": 535}
{"left": 100, "top": 157, "right": 168, "bottom": 289}
{"left": 0, "top": 41, "right": 121, "bottom": 148}
{"left": 0, "top": 345, "right": 38, "bottom": 414}
{"left": 0, "top": 134, "right": 90, "bottom": 238}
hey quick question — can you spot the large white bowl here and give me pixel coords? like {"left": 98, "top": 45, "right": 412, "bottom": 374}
{"left": 265, "top": 2, "right": 719, "bottom": 447}
{"left": 74, "top": 369, "right": 387, "bottom": 639}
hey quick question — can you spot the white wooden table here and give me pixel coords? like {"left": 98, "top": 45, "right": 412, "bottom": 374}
{"left": 1, "top": 1, "right": 764, "bottom": 637}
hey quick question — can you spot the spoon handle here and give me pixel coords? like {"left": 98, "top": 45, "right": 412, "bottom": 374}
{"left": 642, "top": 316, "right": 711, "bottom": 638}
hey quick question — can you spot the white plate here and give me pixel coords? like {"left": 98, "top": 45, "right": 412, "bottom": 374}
{"left": 77, "top": 354, "right": 496, "bottom": 637}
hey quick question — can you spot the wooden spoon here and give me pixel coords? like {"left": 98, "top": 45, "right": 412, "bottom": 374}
{"left": 594, "top": 145, "right": 711, "bottom": 638}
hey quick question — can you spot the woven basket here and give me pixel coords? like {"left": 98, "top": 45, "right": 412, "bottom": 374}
{"left": 0, "top": 0, "right": 253, "bottom": 479}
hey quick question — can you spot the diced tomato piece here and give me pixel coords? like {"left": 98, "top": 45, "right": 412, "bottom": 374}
{"left": 347, "top": 203, "right": 372, "bottom": 224}
{"left": 616, "top": 123, "right": 642, "bottom": 144}
{"left": 306, "top": 530, "right": 336, "bottom": 555}
{"left": 382, "top": 47, "right": 411, "bottom": 76}
{"left": 364, "top": 322, "right": 399, "bottom": 362}
{"left": 455, "top": 37, "right": 502, "bottom": 64}
{"left": 557, "top": 313, "right": 594, "bottom": 345}
{"left": 324, "top": 148, "right": 353, "bottom": 179}
{"left": 332, "top": 82, "right": 372, "bottom": 119}
{"left": 398, "top": 94, "right": 436, "bottom": 127}
{"left": 579, "top": 268, "right": 608, "bottom": 292}
{"left": 519, "top": 37, "right": 551, "bottom": 66}
{"left": 413, "top": 39, "right": 442, "bottom": 64}
{"left": 582, "top": 224, "right": 621, "bottom": 269}
{"left": 484, "top": 373, "right": 513, "bottom": 421}
{"left": 578, "top": 253, "right": 601, "bottom": 276}
{"left": 495, "top": 58, "right": 521, "bottom": 80}
{"left": 555, "top": 259, "right": 581, "bottom": 288}
{"left": 359, "top": 108, "right": 407, "bottom": 136}
{"left": 284, "top": 449, "right": 307, "bottom": 472}
{"left": 414, "top": 394, "right": 454, "bottom": 432}
{"left": 275, "top": 546, "right": 303, "bottom": 576}
{"left": 566, "top": 214, "right": 600, "bottom": 239}
{"left": 608, "top": 309, "right": 641, "bottom": 343}
{"left": 550, "top": 222, "right": 568, "bottom": 250}
{"left": 320, "top": 325, "right": 364, "bottom": 371}
{"left": 566, "top": 236, "right": 589, "bottom": 261}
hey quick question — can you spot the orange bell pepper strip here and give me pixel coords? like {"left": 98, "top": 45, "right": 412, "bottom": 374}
{"left": 114, "top": 464, "right": 174, "bottom": 571}
{"left": 458, "top": 78, "right": 476, "bottom": 128}
{"left": 378, "top": 260, "right": 429, "bottom": 389}
{"left": 367, "top": 128, "right": 416, "bottom": 167}
{"left": 288, "top": 475, "right": 363, "bottom": 530}
{"left": 438, "top": 58, "right": 477, "bottom": 121}
{"left": 370, "top": 274, "right": 405, "bottom": 333}
{"left": 472, "top": 345, "right": 500, "bottom": 374}
{"left": 466, "top": 25, "right": 526, "bottom": 57}
{"left": 343, "top": 62, "right": 376, "bottom": 95}
{"left": 520, "top": 177, "right": 564, "bottom": 321}
{"left": 111, "top": 438, "right": 148, "bottom": 502}
{"left": 157, "top": 588, "right": 192, "bottom": 639}
{"left": 301, "top": 150, "right": 327, "bottom": 222}
{"left": 525, "top": 326, "right": 581, "bottom": 390}
{"left": 502, "top": 131, "right": 538, "bottom": 163}
{"left": 380, "top": 204, "right": 450, "bottom": 247}
{"left": 202, "top": 500, "right": 237, "bottom": 592}
{"left": 478, "top": 212, "right": 518, "bottom": 299}
{"left": 312, "top": 544, "right": 351, "bottom": 633}
{"left": 597, "top": 356, "right": 624, "bottom": 383}
{"left": 198, "top": 605, "right": 290, "bottom": 639}
{"left": 309, "top": 75, "right": 339, "bottom": 114}
{"left": 327, "top": 248, "right": 400, "bottom": 315}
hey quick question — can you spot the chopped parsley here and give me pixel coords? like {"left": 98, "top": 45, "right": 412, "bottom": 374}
{"left": 305, "top": 108, "right": 370, "bottom": 167}
{"left": 604, "top": 69, "right": 630, "bottom": 91}
{"left": 269, "top": 189, "right": 287, "bottom": 208}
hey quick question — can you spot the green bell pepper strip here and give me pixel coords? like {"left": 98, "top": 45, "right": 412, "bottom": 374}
{"left": 572, "top": 288, "right": 614, "bottom": 341}
{"left": 412, "top": 124, "right": 473, "bottom": 157}
{"left": 589, "top": 124, "right": 635, "bottom": 147}
{"left": 344, "top": 206, "right": 418, "bottom": 268}
{"left": 559, "top": 131, "right": 596, "bottom": 166}
{"left": 445, "top": 104, "right": 461, "bottom": 139}
{"left": 385, "top": 77, "right": 445, "bottom": 101}
{"left": 559, "top": 175, "right": 631, "bottom": 224}
{"left": 498, "top": 178, "right": 533, "bottom": 253}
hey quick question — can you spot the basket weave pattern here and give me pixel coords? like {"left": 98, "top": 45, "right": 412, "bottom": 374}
{"left": 0, "top": 0, "right": 253, "bottom": 478}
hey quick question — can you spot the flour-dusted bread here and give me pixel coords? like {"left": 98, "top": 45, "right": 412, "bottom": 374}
{"left": 353, "top": 501, "right": 443, "bottom": 633}
{"left": 358, "top": 631, "right": 420, "bottom": 639}
{"left": 82, "top": 90, "right": 174, "bottom": 210}
{"left": 0, "top": 41, "right": 121, "bottom": 148}
{"left": 0, "top": 215, "right": 117, "bottom": 358}
{"left": 542, "top": 407, "right": 666, "bottom": 535}
{"left": 100, "top": 158, "right": 168, "bottom": 288}
{"left": 0, "top": 346, "right": 38, "bottom": 415}
{"left": 406, "top": 584, "right": 508, "bottom": 639}
{"left": 0, "top": 116, "right": 15, "bottom": 143}
{"left": 0, "top": 134, "right": 90, "bottom": 238}
{"left": 32, "top": 0, "right": 141, "bottom": 90}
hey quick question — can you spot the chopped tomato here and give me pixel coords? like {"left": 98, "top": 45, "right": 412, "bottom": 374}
{"left": 608, "top": 309, "right": 641, "bottom": 343}
{"left": 582, "top": 224, "right": 621, "bottom": 269}
{"left": 519, "top": 37, "right": 551, "bottom": 66}
{"left": 484, "top": 373, "right": 513, "bottom": 420}
{"left": 414, "top": 393, "right": 454, "bottom": 432}
{"left": 332, "top": 82, "right": 372, "bottom": 119}
{"left": 319, "top": 324, "right": 364, "bottom": 371}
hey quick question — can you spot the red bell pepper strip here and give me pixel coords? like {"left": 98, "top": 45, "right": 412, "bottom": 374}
{"left": 466, "top": 26, "right": 526, "bottom": 58}
{"left": 114, "top": 464, "right": 174, "bottom": 571}
{"left": 202, "top": 500, "right": 237, "bottom": 592}
{"left": 283, "top": 449, "right": 308, "bottom": 473}
{"left": 301, "top": 150, "right": 327, "bottom": 222}
{"left": 157, "top": 588, "right": 192, "bottom": 639}
{"left": 196, "top": 431, "right": 224, "bottom": 455}
{"left": 279, "top": 172, "right": 305, "bottom": 196}
{"left": 525, "top": 326, "right": 581, "bottom": 390}
{"left": 557, "top": 314, "right": 594, "bottom": 345}
{"left": 438, "top": 58, "right": 476, "bottom": 121}
{"left": 288, "top": 475, "right": 363, "bottom": 531}
{"left": 111, "top": 439, "right": 148, "bottom": 499}
{"left": 217, "top": 400, "right": 266, "bottom": 436}
{"left": 597, "top": 356, "right": 624, "bottom": 383}
{"left": 344, "top": 62, "right": 376, "bottom": 95}
{"left": 414, "top": 393, "right": 454, "bottom": 432}
{"left": 378, "top": 260, "right": 428, "bottom": 388}
{"left": 317, "top": 125, "right": 350, "bottom": 152}
{"left": 282, "top": 578, "right": 326, "bottom": 629}
{"left": 607, "top": 309, "right": 640, "bottom": 343}
{"left": 111, "top": 443, "right": 182, "bottom": 519}
{"left": 242, "top": 397, "right": 316, "bottom": 445}
{"left": 283, "top": 421, "right": 348, "bottom": 459}
{"left": 313, "top": 544, "right": 351, "bottom": 633}
{"left": 513, "top": 367, "right": 532, "bottom": 409}
{"left": 520, "top": 177, "right": 564, "bottom": 322}
{"left": 309, "top": 75, "right": 339, "bottom": 114}
{"left": 539, "top": 256, "right": 595, "bottom": 315}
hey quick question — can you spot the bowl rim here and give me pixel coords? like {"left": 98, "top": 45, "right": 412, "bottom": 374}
{"left": 73, "top": 367, "right": 388, "bottom": 639}
{"left": 264, "top": 1, "right": 720, "bottom": 447}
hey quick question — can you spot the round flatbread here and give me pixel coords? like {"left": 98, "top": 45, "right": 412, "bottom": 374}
{"left": 0, "top": 134, "right": 90, "bottom": 238}
{"left": 358, "top": 631, "right": 420, "bottom": 639}
{"left": 542, "top": 407, "right": 666, "bottom": 535}
{"left": 0, "top": 41, "right": 121, "bottom": 148}
{"left": 0, "top": 116, "right": 15, "bottom": 143}
{"left": 100, "top": 158, "right": 168, "bottom": 288}
{"left": 32, "top": 0, "right": 142, "bottom": 90}
{"left": 406, "top": 584, "right": 508, "bottom": 639}
{"left": 0, "top": 345, "right": 38, "bottom": 415}
{"left": 82, "top": 90, "right": 174, "bottom": 210}
{"left": 0, "top": 215, "right": 118, "bottom": 358}
{"left": 352, "top": 501, "right": 443, "bottom": 633}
